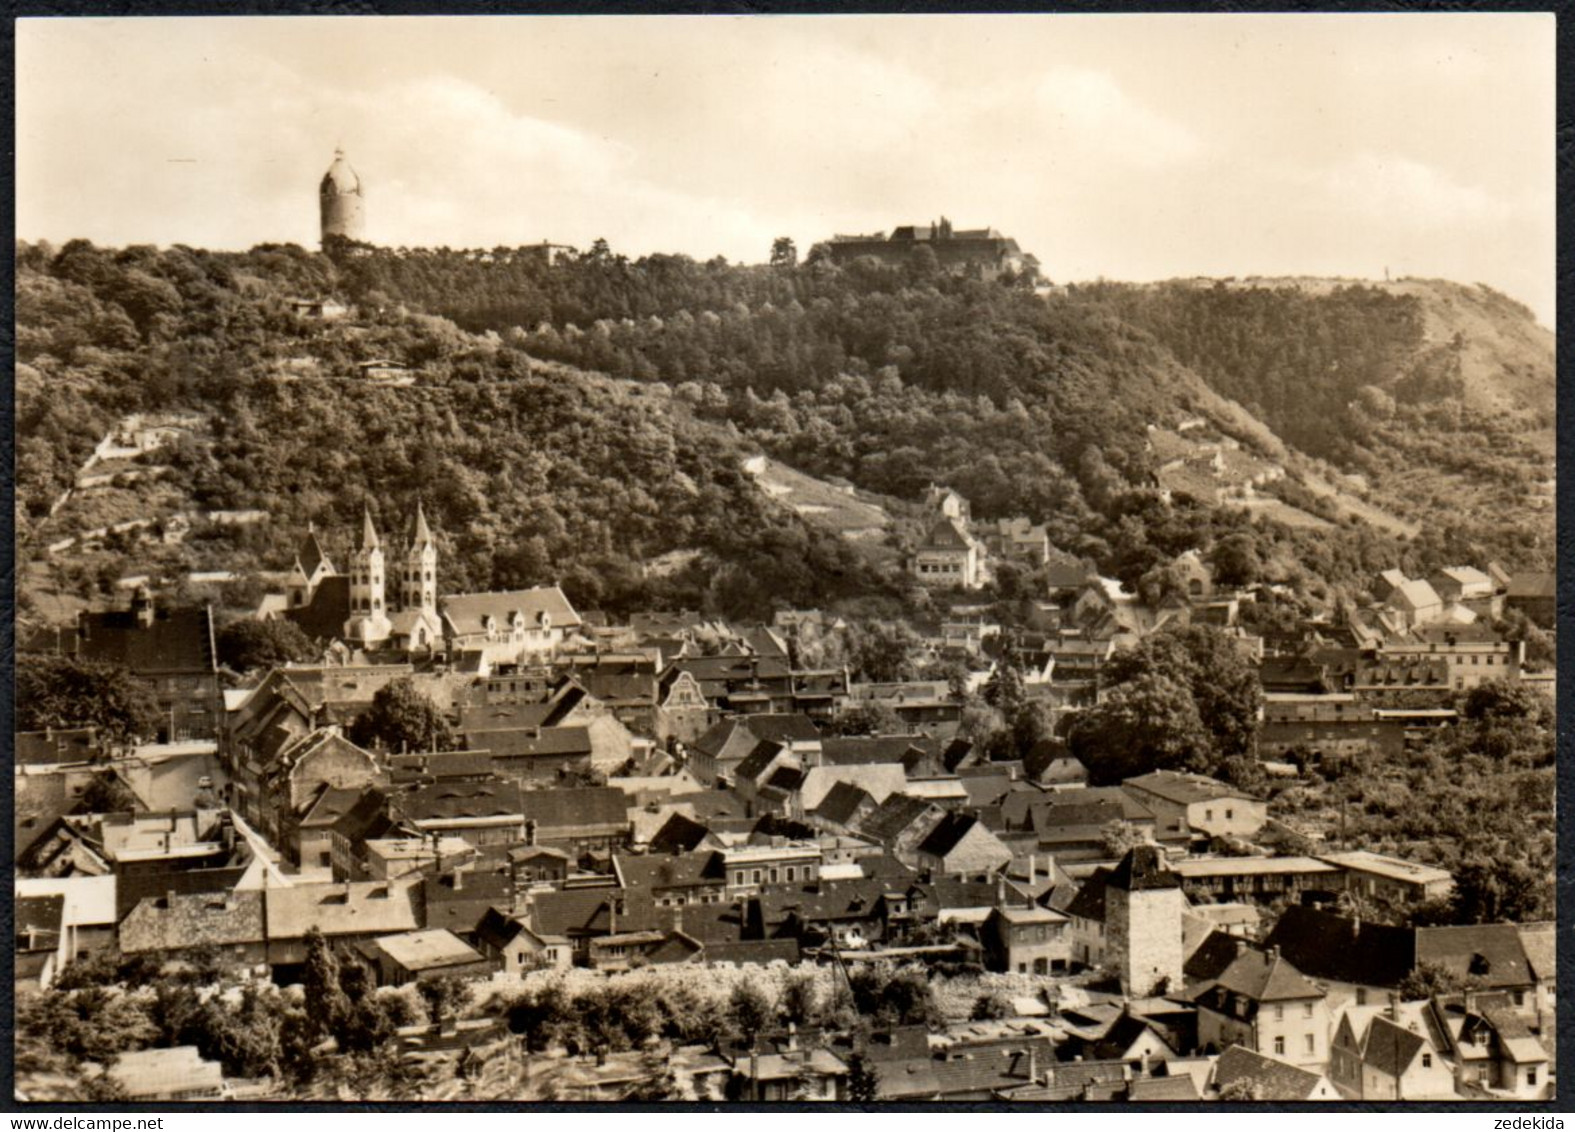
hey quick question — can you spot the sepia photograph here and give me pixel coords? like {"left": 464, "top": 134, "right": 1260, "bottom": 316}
{"left": 9, "top": 11, "right": 1558, "bottom": 1108}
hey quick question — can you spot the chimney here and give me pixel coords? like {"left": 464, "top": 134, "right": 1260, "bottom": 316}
{"left": 785, "top": 1022, "right": 799, "bottom": 1052}
{"left": 451, "top": 867, "right": 464, "bottom": 892}
{"left": 1028, "top": 854, "right": 1037, "bottom": 885}
{"left": 997, "top": 873, "right": 1007, "bottom": 906}
{"left": 164, "top": 889, "right": 177, "bottom": 909}
{"left": 1388, "top": 991, "right": 1401, "bottom": 1021}
{"left": 749, "top": 1049, "right": 761, "bottom": 1101}
{"left": 1265, "top": 946, "right": 1279, "bottom": 964}
{"left": 1026, "top": 1045, "right": 1039, "bottom": 1084}
{"left": 1233, "top": 938, "right": 1249, "bottom": 958}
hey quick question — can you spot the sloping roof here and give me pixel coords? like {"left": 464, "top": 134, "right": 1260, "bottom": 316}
{"left": 1185, "top": 931, "right": 1253, "bottom": 984}
{"left": 692, "top": 719, "right": 764, "bottom": 763}
{"left": 1262, "top": 906, "right": 1415, "bottom": 989}
{"left": 1106, "top": 846, "right": 1181, "bottom": 892}
{"left": 1204, "top": 948, "right": 1323, "bottom": 1005}
{"left": 281, "top": 575, "right": 353, "bottom": 642}
{"left": 821, "top": 736, "right": 928, "bottom": 766}
{"left": 264, "top": 879, "right": 421, "bottom": 939}
{"left": 922, "top": 517, "right": 975, "bottom": 551}
{"left": 1506, "top": 572, "right": 1555, "bottom": 600}
{"left": 735, "top": 739, "right": 786, "bottom": 783}
{"left": 75, "top": 603, "right": 217, "bottom": 675}
{"left": 740, "top": 713, "right": 822, "bottom": 745}
{"left": 373, "top": 928, "right": 486, "bottom": 972}
{"left": 855, "top": 794, "right": 938, "bottom": 844}
{"left": 915, "top": 812, "right": 984, "bottom": 860}
{"left": 1211, "top": 1045, "right": 1325, "bottom": 1100}
{"left": 476, "top": 726, "right": 593, "bottom": 759}
{"left": 813, "top": 781, "right": 875, "bottom": 826}
{"left": 1127, "top": 1075, "right": 1199, "bottom": 1101}
{"left": 529, "top": 888, "right": 613, "bottom": 937}
{"left": 119, "top": 890, "right": 265, "bottom": 954}
{"left": 615, "top": 851, "right": 724, "bottom": 891}
{"left": 1363, "top": 1014, "right": 1426, "bottom": 1078}
{"left": 440, "top": 587, "right": 581, "bottom": 636}
{"left": 398, "top": 780, "right": 524, "bottom": 823}
{"left": 1124, "top": 770, "right": 1250, "bottom": 807}
{"left": 1063, "top": 868, "right": 1109, "bottom": 923}
{"left": 1517, "top": 923, "right": 1555, "bottom": 983}
{"left": 648, "top": 812, "right": 716, "bottom": 855}
{"left": 517, "top": 787, "right": 631, "bottom": 831}
{"left": 1415, "top": 924, "right": 1533, "bottom": 990}
{"left": 1390, "top": 579, "right": 1442, "bottom": 612}
{"left": 420, "top": 869, "right": 515, "bottom": 936}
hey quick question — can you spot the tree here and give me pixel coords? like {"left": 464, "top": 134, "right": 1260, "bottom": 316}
{"left": 80, "top": 769, "right": 140, "bottom": 814}
{"left": 727, "top": 981, "right": 776, "bottom": 1046}
{"left": 347, "top": 677, "right": 455, "bottom": 753}
{"left": 1209, "top": 534, "right": 1263, "bottom": 589}
{"left": 216, "top": 617, "right": 319, "bottom": 673}
{"left": 417, "top": 974, "right": 474, "bottom": 1026}
{"left": 970, "top": 992, "right": 1013, "bottom": 1021}
{"left": 845, "top": 1051, "right": 880, "bottom": 1102}
{"left": 15, "top": 654, "right": 162, "bottom": 742}
{"left": 301, "top": 929, "right": 350, "bottom": 1043}
{"left": 1396, "top": 959, "right": 1478, "bottom": 1001}
{"left": 826, "top": 702, "right": 903, "bottom": 737}
{"left": 1100, "top": 819, "right": 1149, "bottom": 860}
{"left": 1098, "top": 625, "right": 1262, "bottom": 767}
{"left": 770, "top": 237, "right": 798, "bottom": 269}
{"left": 1068, "top": 673, "right": 1212, "bottom": 784}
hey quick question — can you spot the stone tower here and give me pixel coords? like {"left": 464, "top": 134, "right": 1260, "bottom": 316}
{"left": 1104, "top": 845, "right": 1185, "bottom": 997}
{"left": 320, "top": 147, "right": 365, "bottom": 245}
{"left": 401, "top": 502, "right": 438, "bottom": 616}
{"left": 344, "top": 506, "right": 391, "bottom": 644}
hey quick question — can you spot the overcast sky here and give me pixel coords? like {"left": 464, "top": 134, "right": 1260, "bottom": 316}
{"left": 16, "top": 14, "right": 1556, "bottom": 326}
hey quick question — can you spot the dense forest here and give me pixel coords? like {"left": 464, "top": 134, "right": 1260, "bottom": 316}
{"left": 14, "top": 237, "right": 1554, "bottom": 630}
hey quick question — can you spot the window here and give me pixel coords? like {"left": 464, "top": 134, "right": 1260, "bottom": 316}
{"left": 1527, "top": 1069, "right": 1538, "bottom": 1087}
{"left": 1513, "top": 991, "right": 1525, "bottom": 1006}
{"left": 1303, "top": 1003, "right": 1314, "bottom": 1019}
{"left": 769, "top": 868, "right": 779, "bottom": 883}
{"left": 1273, "top": 1004, "right": 1284, "bottom": 1021}
{"left": 1421, "top": 1054, "right": 1432, "bottom": 1069}
{"left": 786, "top": 867, "right": 795, "bottom": 882}
{"left": 1274, "top": 1037, "right": 1285, "bottom": 1056}
{"left": 752, "top": 870, "right": 761, "bottom": 884}
{"left": 1305, "top": 1034, "right": 1315, "bottom": 1054}
{"left": 1205, "top": 809, "right": 1214, "bottom": 822}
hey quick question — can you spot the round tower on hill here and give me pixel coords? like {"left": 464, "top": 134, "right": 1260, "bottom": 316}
{"left": 1105, "top": 844, "right": 1185, "bottom": 997}
{"left": 320, "top": 148, "right": 365, "bottom": 245}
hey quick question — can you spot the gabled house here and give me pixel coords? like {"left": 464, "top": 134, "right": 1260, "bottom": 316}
{"left": 1328, "top": 1001, "right": 1458, "bottom": 1100}
{"left": 475, "top": 906, "right": 572, "bottom": 973}
{"left": 440, "top": 587, "right": 582, "bottom": 668}
{"left": 1429, "top": 994, "right": 1550, "bottom": 1099}
{"left": 913, "top": 813, "right": 1012, "bottom": 879}
{"left": 1192, "top": 945, "right": 1330, "bottom": 1068}
{"left": 517, "top": 787, "right": 632, "bottom": 858}
{"left": 911, "top": 517, "right": 986, "bottom": 590}
{"left": 64, "top": 589, "right": 221, "bottom": 741}
{"left": 1122, "top": 770, "right": 1266, "bottom": 840}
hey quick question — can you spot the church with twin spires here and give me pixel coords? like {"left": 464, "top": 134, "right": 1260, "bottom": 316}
{"left": 267, "top": 504, "right": 584, "bottom": 669}
{"left": 281, "top": 504, "right": 443, "bottom": 653}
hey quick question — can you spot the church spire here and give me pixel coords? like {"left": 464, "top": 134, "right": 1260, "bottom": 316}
{"left": 360, "top": 505, "right": 381, "bottom": 551}
{"left": 411, "top": 500, "right": 434, "bottom": 550}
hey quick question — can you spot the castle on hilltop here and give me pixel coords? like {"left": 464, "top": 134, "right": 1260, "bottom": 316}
{"left": 320, "top": 147, "right": 365, "bottom": 246}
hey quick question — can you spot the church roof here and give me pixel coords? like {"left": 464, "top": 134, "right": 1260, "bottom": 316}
{"left": 322, "top": 149, "right": 362, "bottom": 195}
{"left": 360, "top": 506, "right": 381, "bottom": 551}
{"left": 296, "top": 526, "right": 332, "bottom": 577}
{"left": 411, "top": 502, "right": 435, "bottom": 550}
